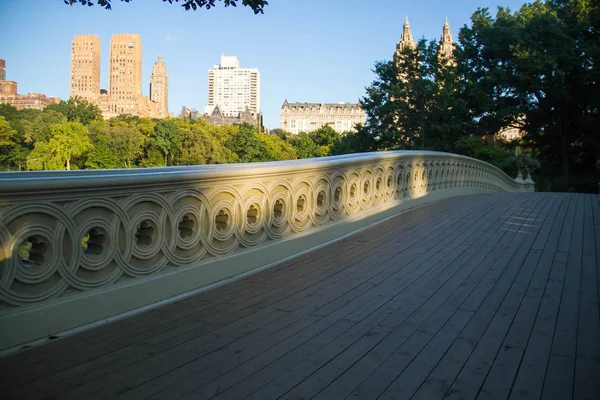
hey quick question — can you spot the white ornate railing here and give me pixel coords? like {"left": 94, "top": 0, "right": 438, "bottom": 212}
{"left": 0, "top": 151, "right": 533, "bottom": 350}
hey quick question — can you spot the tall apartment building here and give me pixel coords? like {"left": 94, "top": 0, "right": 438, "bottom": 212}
{"left": 109, "top": 34, "right": 143, "bottom": 117}
{"left": 69, "top": 34, "right": 168, "bottom": 119}
{"left": 204, "top": 55, "right": 260, "bottom": 117}
{"left": 280, "top": 101, "right": 365, "bottom": 135}
{"left": 150, "top": 56, "right": 169, "bottom": 118}
{"left": 70, "top": 35, "right": 101, "bottom": 102}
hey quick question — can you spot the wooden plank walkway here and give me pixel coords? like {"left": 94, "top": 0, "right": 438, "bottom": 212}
{"left": 1, "top": 192, "right": 599, "bottom": 400}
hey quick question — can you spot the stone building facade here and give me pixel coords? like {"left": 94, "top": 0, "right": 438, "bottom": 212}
{"left": 206, "top": 105, "right": 262, "bottom": 129}
{"left": 0, "top": 59, "right": 59, "bottom": 110}
{"left": 280, "top": 100, "right": 365, "bottom": 134}
{"left": 204, "top": 55, "right": 260, "bottom": 117}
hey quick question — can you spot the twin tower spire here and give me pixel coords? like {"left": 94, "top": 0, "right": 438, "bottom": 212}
{"left": 395, "top": 17, "right": 454, "bottom": 61}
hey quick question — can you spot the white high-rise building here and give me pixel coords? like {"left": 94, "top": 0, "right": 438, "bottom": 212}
{"left": 204, "top": 55, "right": 260, "bottom": 117}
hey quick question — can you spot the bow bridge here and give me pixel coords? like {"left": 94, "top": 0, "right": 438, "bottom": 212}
{"left": 0, "top": 151, "right": 598, "bottom": 399}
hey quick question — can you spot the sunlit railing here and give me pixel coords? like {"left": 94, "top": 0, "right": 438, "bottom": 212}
{"left": 0, "top": 151, "right": 533, "bottom": 350}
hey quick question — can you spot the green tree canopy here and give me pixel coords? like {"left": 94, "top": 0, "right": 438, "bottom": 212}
{"left": 287, "top": 132, "right": 321, "bottom": 159}
{"left": 225, "top": 123, "right": 268, "bottom": 163}
{"left": 27, "top": 121, "right": 91, "bottom": 170}
{"left": 45, "top": 97, "right": 102, "bottom": 125}
{"left": 150, "top": 120, "right": 179, "bottom": 166}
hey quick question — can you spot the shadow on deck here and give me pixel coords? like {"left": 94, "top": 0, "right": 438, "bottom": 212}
{"left": 1, "top": 192, "right": 599, "bottom": 400}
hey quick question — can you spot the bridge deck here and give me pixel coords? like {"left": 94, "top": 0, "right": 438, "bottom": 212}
{"left": 1, "top": 192, "right": 599, "bottom": 400}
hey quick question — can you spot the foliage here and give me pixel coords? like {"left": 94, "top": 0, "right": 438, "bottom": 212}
{"left": 173, "top": 119, "right": 237, "bottom": 165}
{"left": 225, "top": 123, "right": 269, "bottom": 163}
{"left": 45, "top": 97, "right": 102, "bottom": 125}
{"left": 331, "top": 127, "right": 377, "bottom": 155}
{"left": 0, "top": 116, "right": 15, "bottom": 149}
{"left": 459, "top": 0, "right": 600, "bottom": 190}
{"left": 360, "top": 38, "right": 473, "bottom": 152}
{"left": 0, "top": 116, "right": 16, "bottom": 168}
{"left": 358, "top": 0, "right": 599, "bottom": 192}
{"left": 287, "top": 132, "right": 321, "bottom": 159}
{"left": 258, "top": 132, "right": 297, "bottom": 161}
{"left": 26, "top": 122, "right": 91, "bottom": 170}
{"left": 150, "top": 120, "right": 179, "bottom": 166}
{"left": 454, "top": 136, "right": 513, "bottom": 169}
{"left": 63, "top": 0, "right": 268, "bottom": 13}
{"left": 308, "top": 125, "right": 340, "bottom": 156}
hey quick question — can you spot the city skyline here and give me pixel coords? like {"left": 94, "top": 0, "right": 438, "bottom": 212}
{"left": 1, "top": 0, "right": 527, "bottom": 128}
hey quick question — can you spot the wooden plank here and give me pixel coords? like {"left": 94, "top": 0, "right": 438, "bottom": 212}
{"left": 477, "top": 345, "right": 524, "bottom": 400}
{"left": 503, "top": 195, "right": 567, "bottom": 350}
{"left": 574, "top": 357, "right": 600, "bottom": 400}
{"left": 541, "top": 354, "right": 575, "bottom": 399}
{"left": 211, "top": 319, "right": 357, "bottom": 400}
{"left": 376, "top": 329, "right": 459, "bottom": 400}
{"left": 229, "top": 198, "right": 522, "bottom": 400}
{"left": 443, "top": 195, "right": 555, "bottom": 399}
{"left": 508, "top": 252, "right": 568, "bottom": 400}
{"left": 341, "top": 198, "right": 547, "bottom": 400}
{"left": 410, "top": 338, "right": 477, "bottom": 400}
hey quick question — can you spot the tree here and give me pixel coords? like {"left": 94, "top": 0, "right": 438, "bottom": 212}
{"left": 150, "top": 120, "right": 179, "bottom": 166}
{"left": 270, "top": 128, "right": 292, "bottom": 141}
{"left": 26, "top": 110, "right": 67, "bottom": 144}
{"left": 288, "top": 132, "right": 320, "bottom": 159}
{"left": 0, "top": 116, "right": 14, "bottom": 149}
{"left": 86, "top": 120, "right": 146, "bottom": 168}
{"left": 225, "top": 123, "right": 268, "bottom": 163}
{"left": 258, "top": 133, "right": 297, "bottom": 161}
{"left": 64, "top": 0, "right": 268, "bottom": 13}
{"left": 27, "top": 122, "right": 91, "bottom": 170}
{"left": 331, "top": 128, "right": 376, "bottom": 155}
{"left": 0, "top": 116, "right": 16, "bottom": 169}
{"left": 308, "top": 125, "right": 340, "bottom": 156}
{"left": 173, "top": 119, "right": 237, "bottom": 165}
{"left": 45, "top": 97, "right": 102, "bottom": 125}
{"left": 361, "top": 37, "right": 473, "bottom": 152}
{"left": 460, "top": 1, "right": 600, "bottom": 190}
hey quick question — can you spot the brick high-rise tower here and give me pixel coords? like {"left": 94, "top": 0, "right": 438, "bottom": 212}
{"left": 70, "top": 35, "right": 101, "bottom": 102}
{"left": 0, "top": 59, "right": 6, "bottom": 81}
{"left": 150, "top": 56, "right": 169, "bottom": 118}
{"left": 109, "top": 34, "right": 142, "bottom": 116}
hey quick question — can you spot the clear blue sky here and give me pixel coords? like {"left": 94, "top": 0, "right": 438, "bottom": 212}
{"left": 0, "top": 0, "right": 525, "bottom": 129}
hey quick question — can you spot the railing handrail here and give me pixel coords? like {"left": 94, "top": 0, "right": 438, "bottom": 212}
{"left": 0, "top": 151, "right": 518, "bottom": 194}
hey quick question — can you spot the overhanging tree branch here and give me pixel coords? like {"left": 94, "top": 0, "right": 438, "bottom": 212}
{"left": 63, "top": 0, "right": 269, "bottom": 14}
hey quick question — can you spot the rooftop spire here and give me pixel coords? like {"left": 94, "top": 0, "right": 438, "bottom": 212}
{"left": 399, "top": 15, "right": 415, "bottom": 49}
